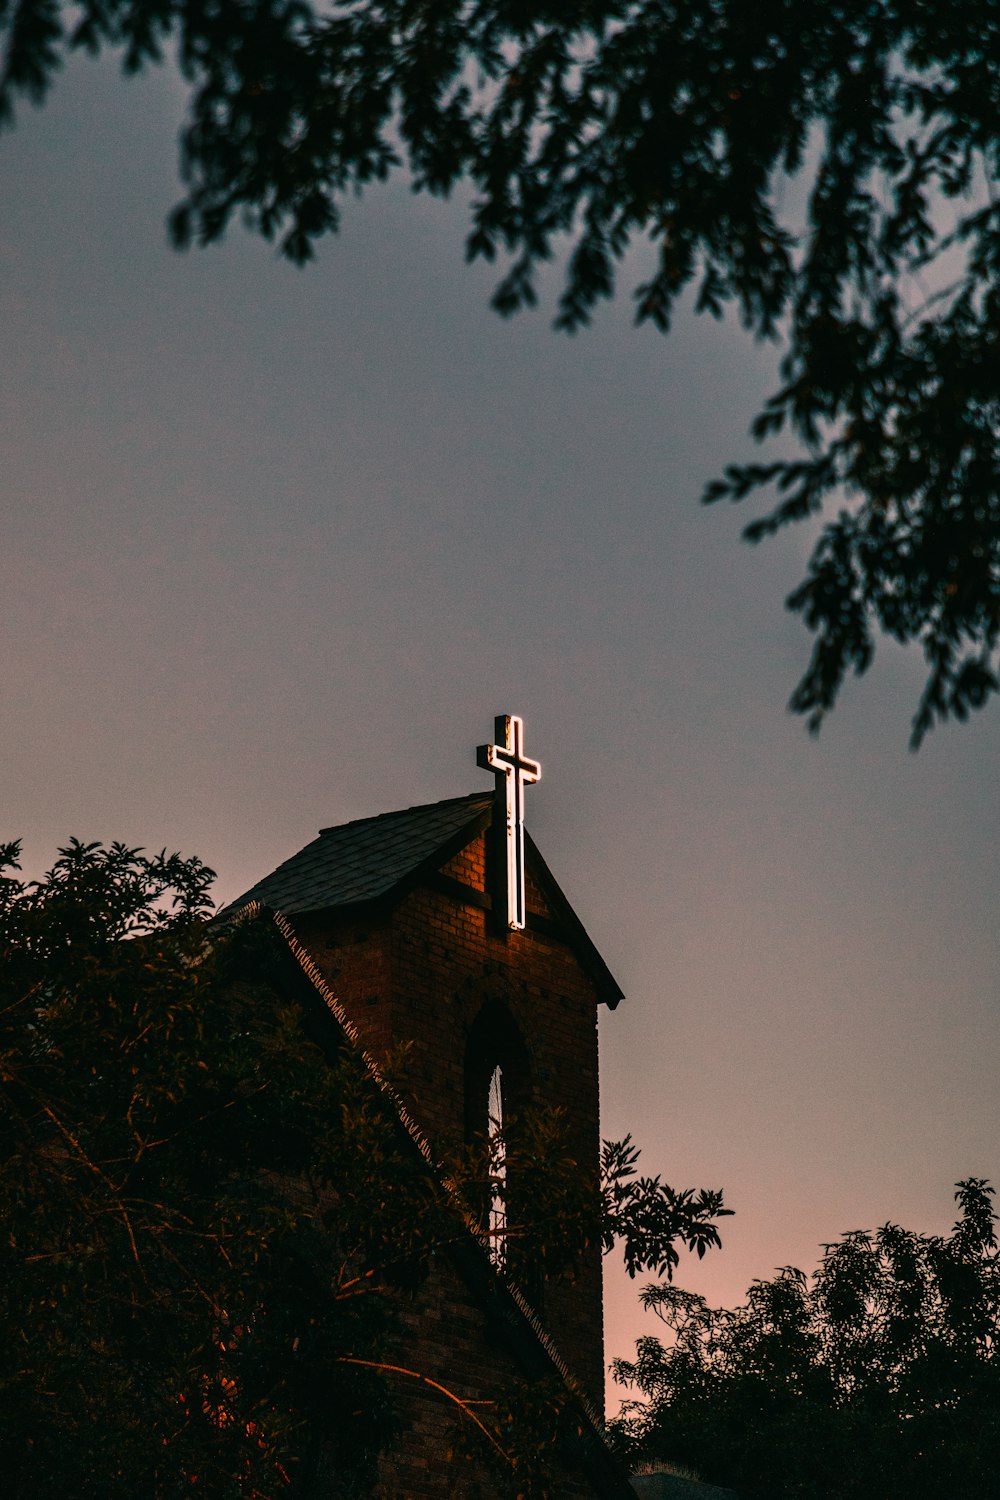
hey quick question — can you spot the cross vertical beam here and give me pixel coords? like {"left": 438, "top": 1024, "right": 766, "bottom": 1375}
{"left": 476, "top": 714, "right": 541, "bottom": 931}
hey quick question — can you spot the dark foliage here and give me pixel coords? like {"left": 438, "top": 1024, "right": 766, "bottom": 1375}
{"left": 0, "top": 837, "right": 729, "bottom": 1496}
{"left": 602, "top": 1136, "right": 731, "bottom": 1282}
{"left": 3, "top": 3, "right": 999, "bottom": 740}
{"left": 611, "top": 1180, "right": 1000, "bottom": 1499}
{"left": 0, "top": 839, "right": 426, "bottom": 1496}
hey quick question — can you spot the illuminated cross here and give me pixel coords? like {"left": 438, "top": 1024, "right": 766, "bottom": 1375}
{"left": 476, "top": 714, "right": 541, "bottom": 932}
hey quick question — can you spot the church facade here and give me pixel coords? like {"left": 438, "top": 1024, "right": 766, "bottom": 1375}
{"left": 226, "top": 718, "right": 631, "bottom": 1498}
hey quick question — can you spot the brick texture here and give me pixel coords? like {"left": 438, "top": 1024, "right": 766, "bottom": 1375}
{"left": 289, "top": 825, "right": 611, "bottom": 1499}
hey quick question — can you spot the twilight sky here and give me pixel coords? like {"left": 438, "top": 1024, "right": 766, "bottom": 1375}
{"left": 3, "top": 49, "right": 998, "bottom": 1414}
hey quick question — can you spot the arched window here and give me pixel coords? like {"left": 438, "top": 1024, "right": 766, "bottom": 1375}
{"left": 464, "top": 1001, "right": 530, "bottom": 1274}
{"left": 487, "top": 1064, "right": 506, "bottom": 1267}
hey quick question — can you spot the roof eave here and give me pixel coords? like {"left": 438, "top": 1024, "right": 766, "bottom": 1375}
{"left": 523, "top": 831, "right": 624, "bottom": 1009}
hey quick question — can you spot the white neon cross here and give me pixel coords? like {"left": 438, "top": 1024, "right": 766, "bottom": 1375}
{"left": 476, "top": 714, "right": 541, "bottom": 931}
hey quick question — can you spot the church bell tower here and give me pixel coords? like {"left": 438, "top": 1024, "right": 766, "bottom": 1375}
{"left": 225, "top": 716, "right": 624, "bottom": 1483}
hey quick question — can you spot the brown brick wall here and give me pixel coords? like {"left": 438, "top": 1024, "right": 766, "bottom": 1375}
{"left": 372, "top": 1258, "right": 597, "bottom": 1500}
{"left": 289, "top": 826, "right": 610, "bottom": 1495}
{"left": 440, "top": 843, "right": 486, "bottom": 893}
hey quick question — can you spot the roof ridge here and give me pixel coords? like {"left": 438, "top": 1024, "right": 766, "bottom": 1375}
{"left": 318, "top": 789, "right": 492, "bottom": 836}
{"left": 220, "top": 791, "right": 496, "bottom": 920}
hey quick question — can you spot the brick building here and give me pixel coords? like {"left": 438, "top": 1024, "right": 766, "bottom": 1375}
{"left": 226, "top": 721, "right": 633, "bottom": 1498}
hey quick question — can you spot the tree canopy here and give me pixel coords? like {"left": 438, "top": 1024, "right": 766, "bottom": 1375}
{"left": 0, "top": 838, "right": 422, "bottom": 1495}
{"left": 3, "top": 1, "right": 999, "bottom": 742}
{"left": 611, "top": 1179, "right": 1000, "bottom": 1499}
{"left": 0, "top": 837, "right": 729, "bottom": 1496}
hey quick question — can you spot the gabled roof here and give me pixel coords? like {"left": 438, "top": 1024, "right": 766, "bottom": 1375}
{"left": 220, "top": 790, "right": 623, "bottom": 1007}
{"left": 222, "top": 792, "right": 493, "bottom": 916}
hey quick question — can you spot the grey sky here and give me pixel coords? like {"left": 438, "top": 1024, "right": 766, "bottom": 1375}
{"left": 3, "top": 49, "right": 998, "bottom": 1411}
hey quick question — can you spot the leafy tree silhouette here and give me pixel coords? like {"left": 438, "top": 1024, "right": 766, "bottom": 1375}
{"left": 3, "top": 4, "right": 998, "bottom": 741}
{"left": 612, "top": 1180, "right": 1000, "bottom": 1499}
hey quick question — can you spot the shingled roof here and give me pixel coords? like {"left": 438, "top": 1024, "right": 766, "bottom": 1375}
{"left": 221, "top": 792, "right": 494, "bottom": 917}
{"left": 221, "top": 789, "right": 623, "bottom": 1006}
